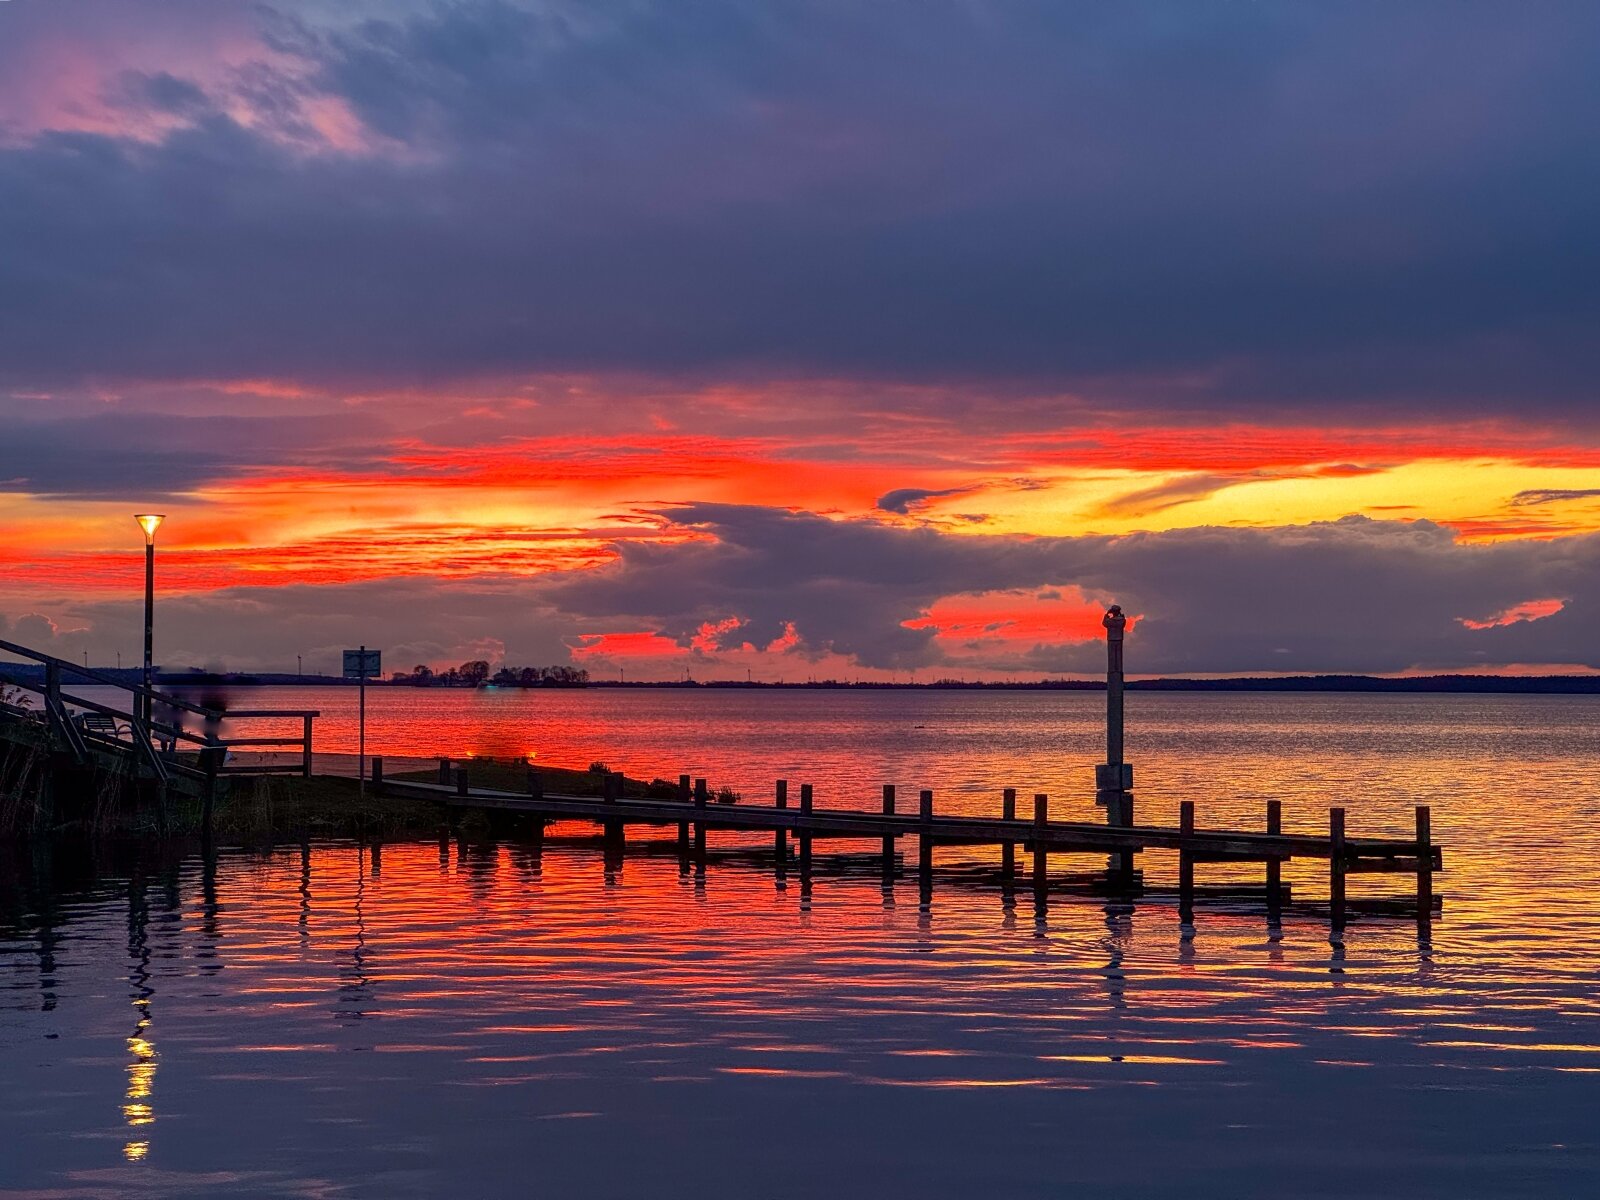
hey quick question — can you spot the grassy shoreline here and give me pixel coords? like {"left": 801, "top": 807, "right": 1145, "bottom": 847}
{"left": 160, "top": 758, "right": 736, "bottom": 842}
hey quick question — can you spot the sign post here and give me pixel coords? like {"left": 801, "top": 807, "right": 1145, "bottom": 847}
{"left": 343, "top": 647, "right": 381, "bottom": 795}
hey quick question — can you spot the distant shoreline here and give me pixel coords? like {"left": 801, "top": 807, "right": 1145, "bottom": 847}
{"left": 9, "top": 666, "right": 1599, "bottom": 695}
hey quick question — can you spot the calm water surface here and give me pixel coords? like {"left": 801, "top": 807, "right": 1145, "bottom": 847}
{"left": 3, "top": 691, "right": 1599, "bottom": 1198}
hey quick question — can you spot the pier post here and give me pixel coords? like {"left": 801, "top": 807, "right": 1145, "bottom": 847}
{"left": 455, "top": 768, "right": 468, "bottom": 798}
{"left": 774, "top": 778, "right": 788, "bottom": 862}
{"left": 603, "top": 772, "right": 624, "bottom": 855}
{"left": 694, "top": 778, "right": 708, "bottom": 866}
{"left": 438, "top": 757, "right": 451, "bottom": 785}
{"left": 371, "top": 755, "right": 383, "bottom": 795}
{"left": 918, "top": 789, "right": 934, "bottom": 881}
{"left": 799, "top": 783, "right": 814, "bottom": 881}
{"left": 527, "top": 766, "right": 543, "bottom": 802}
{"left": 1266, "top": 799, "right": 1282, "bottom": 906}
{"left": 1415, "top": 805, "right": 1433, "bottom": 924}
{"left": 1032, "top": 793, "right": 1048, "bottom": 895}
{"left": 882, "top": 784, "right": 896, "bottom": 873}
{"left": 1178, "top": 800, "right": 1195, "bottom": 927}
{"left": 1329, "top": 807, "right": 1347, "bottom": 929}
{"left": 1096, "top": 605, "right": 1136, "bottom": 885}
{"left": 302, "top": 714, "right": 314, "bottom": 779}
{"left": 1001, "top": 788, "right": 1016, "bottom": 880}
{"left": 677, "top": 774, "right": 691, "bottom": 857}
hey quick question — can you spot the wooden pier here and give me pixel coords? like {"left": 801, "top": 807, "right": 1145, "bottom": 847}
{"left": 377, "top": 758, "right": 1443, "bottom": 927}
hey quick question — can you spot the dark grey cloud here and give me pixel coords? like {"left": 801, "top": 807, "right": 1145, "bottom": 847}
{"left": 0, "top": 412, "right": 381, "bottom": 497}
{"left": 0, "top": 1, "right": 1598, "bottom": 419}
{"left": 39, "top": 577, "right": 577, "bottom": 675}
{"left": 1512, "top": 488, "right": 1600, "bottom": 507}
{"left": 875, "top": 486, "right": 976, "bottom": 515}
{"left": 539, "top": 505, "right": 1600, "bottom": 674}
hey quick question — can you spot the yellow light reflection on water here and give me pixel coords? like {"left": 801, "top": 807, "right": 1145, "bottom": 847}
{"left": 124, "top": 997, "right": 157, "bottom": 1159}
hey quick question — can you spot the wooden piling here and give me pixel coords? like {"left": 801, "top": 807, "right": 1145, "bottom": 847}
{"left": 774, "top": 778, "right": 788, "bottom": 860}
{"left": 882, "top": 784, "right": 896, "bottom": 865}
{"left": 1416, "top": 805, "right": 1433, "bottom": 918}
{"left": 1178, "top": 800, "right": 1195, "bottom": 924}
{"left": 371, "top": 755, "right": 383, "bottom": 794}
{"left": 693, "top": 777, "right": 708, "bottom": 864}
{"left": 602, "top": 772, "right": 624, "bottom": 853}
{"left": 1001, "top": 787, "right": 1016, "bottom": 879}
{"left": 455, "top": 768, "right": 468, "bottom": 798}
{"left": 437, "top": 757, "right": 451, "bottom": 785}
{"left": 527, "top": 766, "right": 544, "bottom": 801}
{"left": 918, "top": 789, "right": 934, "bottom": 877}
{"left": 1266, "top": 799, "right": 1282, "bottom": 901}
{"left": 1032, "top": 793, "right": 1048, "bottom": 893}
{"left": 677, "top": 774, "right": 691, "bottom": 855}
{"left": 800, "top": 783, "right": 813, "bottom": 814}
{"left": 1329, "top": 807, "right": 1347, "bottom": 925}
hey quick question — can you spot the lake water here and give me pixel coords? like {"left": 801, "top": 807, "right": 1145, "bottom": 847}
{"left": 3, "top": 689, "right": 1599, "bottom": 1198}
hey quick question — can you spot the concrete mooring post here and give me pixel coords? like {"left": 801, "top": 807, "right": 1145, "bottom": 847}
{"left": 1096, "top": 604, "right": 1136, "bottom": 885}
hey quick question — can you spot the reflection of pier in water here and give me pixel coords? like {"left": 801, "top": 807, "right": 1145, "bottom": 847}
{"left": 408, "top": 772, "right": 1440, "bottom": 950}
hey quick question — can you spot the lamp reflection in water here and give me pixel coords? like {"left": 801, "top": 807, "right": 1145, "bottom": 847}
{"left": 124, "top": 873, "right": 156, "bottom": 1162}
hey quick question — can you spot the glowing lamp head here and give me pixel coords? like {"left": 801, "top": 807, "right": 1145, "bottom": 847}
{"left": 134, "top": 513, "right": 166, "bottom": 544}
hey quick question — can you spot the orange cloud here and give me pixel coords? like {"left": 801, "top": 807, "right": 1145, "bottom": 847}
{"left": 1458, "top": 598, "right": 1566, "bottom": 630}
{"left": 903, "top": 588, "right": 1113, "bottom": 646}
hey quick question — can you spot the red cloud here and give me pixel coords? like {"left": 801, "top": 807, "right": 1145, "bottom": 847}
{"left": 1458, "top": 598, "right": 1565, "bottom": 630}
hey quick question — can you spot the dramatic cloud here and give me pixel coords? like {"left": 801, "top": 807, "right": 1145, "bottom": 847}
{"left": 537, "top": 505, "right": 1600, "bottom": 675}
{"left": 4, "top": 4, "right": 1599, "bottom": 678}
{"left": 1, "top": 1, "right": 1598, "bottom": 416}
{"left": 10, "top": 504, "right": 1600, "bottom": 676}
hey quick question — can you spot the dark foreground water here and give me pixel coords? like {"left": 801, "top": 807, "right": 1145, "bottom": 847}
{"left": 3, "top": 691, "right": 1599, "bottom": 1198}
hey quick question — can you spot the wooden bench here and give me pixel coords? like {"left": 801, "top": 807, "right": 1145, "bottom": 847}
{"left": 80, "top": 712, "right": 130, "bottom": 740}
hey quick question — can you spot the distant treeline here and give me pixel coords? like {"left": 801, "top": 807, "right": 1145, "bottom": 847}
{"left": 583, "top": 674, "right": 1600, "bottom": 694}
{"left": 391, "top": 661, "right": 590, "bottom": 688}
{"left": 5, "top": 662, "right": 1597, "bottom": 694}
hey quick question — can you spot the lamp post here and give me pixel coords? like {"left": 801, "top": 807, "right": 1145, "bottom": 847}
{"left": 134, "top": 514, "right": 165, "bottom": 724}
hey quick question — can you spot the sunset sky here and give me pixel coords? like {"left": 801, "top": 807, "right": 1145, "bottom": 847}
{"left": 3, "top": 0, "right": 1599, "bottom": 678}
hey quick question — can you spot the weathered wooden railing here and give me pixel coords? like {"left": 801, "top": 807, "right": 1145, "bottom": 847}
{"left": 0, "top": 638, "right": 319, "bottom": 783}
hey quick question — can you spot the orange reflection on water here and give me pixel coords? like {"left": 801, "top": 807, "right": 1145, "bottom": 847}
{"left": 4, "top": 689, "right": 1600, "bottom": 1196}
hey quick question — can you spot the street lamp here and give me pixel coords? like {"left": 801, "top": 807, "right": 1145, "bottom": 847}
{"left": 134, "top": 514, "right": 165, "bottom": 722}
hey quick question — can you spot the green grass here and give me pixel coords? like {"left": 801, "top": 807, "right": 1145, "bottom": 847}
{"left": 205, "top": 774, "right": 446, "bottom": 840}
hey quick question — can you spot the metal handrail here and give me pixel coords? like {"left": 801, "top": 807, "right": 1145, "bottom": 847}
{"left": 1, "top": 637, "right": 320, "bottom": 779}
{"left": 1, "top": 637, "right": 225, "bottom": 720}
